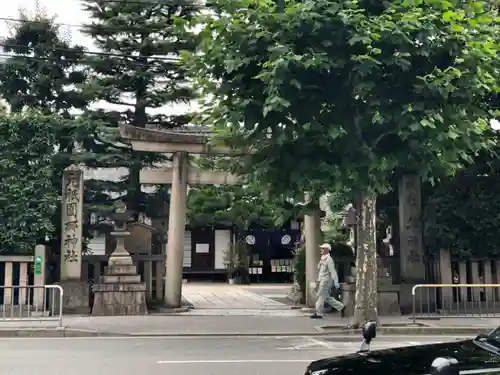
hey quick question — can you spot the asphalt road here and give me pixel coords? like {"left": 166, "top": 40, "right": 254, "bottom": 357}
{"left": 0, "top": 335, "right": 472, "bottom": 375}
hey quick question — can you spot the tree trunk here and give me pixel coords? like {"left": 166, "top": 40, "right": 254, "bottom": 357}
{"left": 127, "top": 158, "right": 142, "bottom": 217}
{"left": 352, "top": 191, "right": 378, "bottom": 327}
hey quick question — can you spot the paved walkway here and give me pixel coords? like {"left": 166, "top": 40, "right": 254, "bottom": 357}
{"left": 182, "top": 283, "right": 297, "bottom": 315}
{"left": 64, "top": 315, "right": 322, "bottom": 335}
{"left": 60, "top": 315, "right": 497, "bottom": 336}
{"left": 0, "top": 314, "right": 495, "bottom": 336}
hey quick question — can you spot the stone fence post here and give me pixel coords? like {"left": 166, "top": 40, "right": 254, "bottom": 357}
{"left": 33, "top": 244, "right": 46, "bottom": 309}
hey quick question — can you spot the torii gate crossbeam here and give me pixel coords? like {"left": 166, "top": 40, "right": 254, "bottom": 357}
{"left": 120, "top": 124, "right": 248, "bottom": 307}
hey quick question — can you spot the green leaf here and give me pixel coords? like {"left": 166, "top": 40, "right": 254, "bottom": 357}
{"left": 0, "top": 112, "right": 59, "bottom": 254}
{"left": 348, "top": 35, "right": 372, "bottom": 46}
{"left": 420, "top": 119, "right": 436, "bottom": 128}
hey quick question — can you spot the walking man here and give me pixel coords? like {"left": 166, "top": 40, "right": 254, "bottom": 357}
{"left": 310, "top": 243, "right": 344, "bottom": 319}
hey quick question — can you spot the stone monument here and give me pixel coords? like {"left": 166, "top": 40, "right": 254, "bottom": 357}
{"left": 91, "top": 201, "right": 147, "bottom": 316}
{"left": 56, "top": 167, "right": 90, "bottom": 314}
{"left": 398, "top": 174, "right": 426, "bottom": 313}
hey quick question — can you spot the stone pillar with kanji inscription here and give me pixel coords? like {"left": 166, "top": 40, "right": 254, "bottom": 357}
{"left": 398, "top": 174, "right": 426, "bottom": 313}
{"left": 55, "top": 167, "right": 90, "bottom": 314}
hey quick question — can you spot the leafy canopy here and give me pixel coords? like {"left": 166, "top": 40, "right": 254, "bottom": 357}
{"left": 424, "top": 141, "right": 500, "bottom": 258}
{"left": 0, "top": 112, "right": 59, "bottom": 254}
{"left": 0, "top": 9, "right": 87, "bottom": 115}
{"left": 186, "top": 156, "right": 297, "bottom": 229}
{"left": 0, "top": 10, "right": 91, "bottom": 250}
{"left": 191, "top": 0, "right": 500, "bottom": 199}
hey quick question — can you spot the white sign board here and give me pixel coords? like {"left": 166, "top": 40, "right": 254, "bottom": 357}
{"left": 195, "top": 243, "right": 210, "bottom": 253}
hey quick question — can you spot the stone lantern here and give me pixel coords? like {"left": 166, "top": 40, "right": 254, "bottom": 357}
{"left": 343, "top": 203, "right": 357, "bottom": 253}
{"left": 108, "top": 200, "right": 133, "bottom": 265}
{"left": 339, "top": 201, "right": 401, "bottom": 318}
{"left": 91, "top": 201, "right": 147, "bottom": 316}
{"left": 343, "top": 203, "right": 357, "bottom": 227}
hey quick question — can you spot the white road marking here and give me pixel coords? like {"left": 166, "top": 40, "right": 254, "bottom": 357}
{"left": 281, "top": 342, "right": 317, "bottom": 350}
{"left": 277, "top": 336, "right": 337, "bottom": 350}
{"left": 406, "top": 341, "right": 442, "bottom": 346}
{"left": 277, "top": 338, "right": 449, "bottom": 351}
{"left": 157, "top": 359, "right": 314, "bottom": 364}
{"left": 390, "top": 342, "right": 450, "bottom": 351}
{"left": 305, "top": 338, "right": 334, "bottom": 349}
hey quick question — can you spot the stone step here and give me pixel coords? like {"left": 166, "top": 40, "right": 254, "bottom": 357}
{"left": 93, "top": 282, "right": 146, "bottom": 292}
{"left": 100, "top": 274, "right": 142, "bottom": 283}
{"left": 104, "top": 265, "right": 138, "bottom": 275}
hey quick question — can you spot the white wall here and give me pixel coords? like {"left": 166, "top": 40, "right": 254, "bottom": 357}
{"left": 183, "top": 230, "right": 192, "bottom": 267}
{"left": 87, "top": 234, "right": 106, "bottom": 255}
{"left": 214, "top": 229, "right": 231, "bottom": 269}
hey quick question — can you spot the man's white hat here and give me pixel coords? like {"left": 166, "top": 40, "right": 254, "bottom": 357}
{"left": 319, "top": 243, "right": 331, "bottom": 251}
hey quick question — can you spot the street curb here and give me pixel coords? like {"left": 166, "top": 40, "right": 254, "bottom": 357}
{"left": 123, "top": 331, "right": 334, "bottom": 337}
{"left": 0, "top": 327, "right": 485, "bottom": 338}
{"left": 316, "top": 325, "right": 491, "bottom": 335}
{"left": 0, "top": 328, "right": 105, "bottom": 337}
{"left": 320, "top": 335, "right": 474, "bottom": 342}
{"left": 0, "top": 327, "right": 341, "bottom": 338}
{"left": 14, "top": 329, "right": 344, "bottom": 337}
{"left": 154, "top": 306, "right": 191, "bottom": 314}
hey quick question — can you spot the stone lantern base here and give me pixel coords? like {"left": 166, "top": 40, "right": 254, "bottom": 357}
{"left": 91, "top": 260, "right": 147, "bottom": 316}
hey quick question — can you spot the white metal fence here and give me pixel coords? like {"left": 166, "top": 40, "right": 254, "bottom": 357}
{"left": 0, "top": 285, "right": 63, "bottom": 328}
{"left": 412, "top": 283, "right": 500, "bottom": 323}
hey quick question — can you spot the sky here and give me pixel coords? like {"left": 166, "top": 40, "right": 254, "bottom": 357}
{"left": 0, "top": 0, "right": 196, "bottom": 116}
{"left": 1, "top": 0, "right": 92, "bottom": 48}
{"left": 0, "top": 0, "right": 195, "bottom": 189}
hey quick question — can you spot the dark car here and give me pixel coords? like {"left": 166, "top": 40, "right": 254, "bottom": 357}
{"left": 305, "top": 322, "right": 500, "bottom": 375}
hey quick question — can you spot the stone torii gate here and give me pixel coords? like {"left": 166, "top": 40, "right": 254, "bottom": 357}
{"left": 120, "top": 124, "right": 244, "bottom": 307}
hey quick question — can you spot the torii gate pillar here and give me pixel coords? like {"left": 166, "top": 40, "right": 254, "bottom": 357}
{"left": 165, "top": 152, "right": 188, "bottom": 307}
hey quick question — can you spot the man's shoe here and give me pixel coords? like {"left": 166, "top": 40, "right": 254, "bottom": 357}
{"left": 310, "top": 314, "right": 323, "bottom": 319}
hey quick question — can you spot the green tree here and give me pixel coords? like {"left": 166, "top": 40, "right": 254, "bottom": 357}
{"left": 186, "top": 156, "right": 297, "bottom": 230}
{"left": 0, "top": 10, "right": 87, "bottom": 115}
{"left": 191, "top": 0, "right": 499, "bottom": 325}
{"left": 80, "top": 0, "right": 200, "bottom": 217}
{"left": 0, "top": 9, "right": 89, "bottom": 251}
{"left": 187, "top": 182, "right": 298, "bottom": 231}
{"left": 424, "top": 140, "right": 500, "bottom": 259}
{"left": 0, "top": 112, "right": 60, "bottom": 254}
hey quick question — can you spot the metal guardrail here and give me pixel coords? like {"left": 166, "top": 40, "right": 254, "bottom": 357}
{"left": 412, "top": 283, "right": 500, "bottom": 323}
{"left": 0, "top": 285, "right": 63, "bottom": 328}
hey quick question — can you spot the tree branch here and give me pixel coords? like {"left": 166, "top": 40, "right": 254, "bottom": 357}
{"left": 371, "top": 131, "right": 393, "bottom": 148}
{"left": 353, "top": 111, "right": 363, "bottom": 140}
